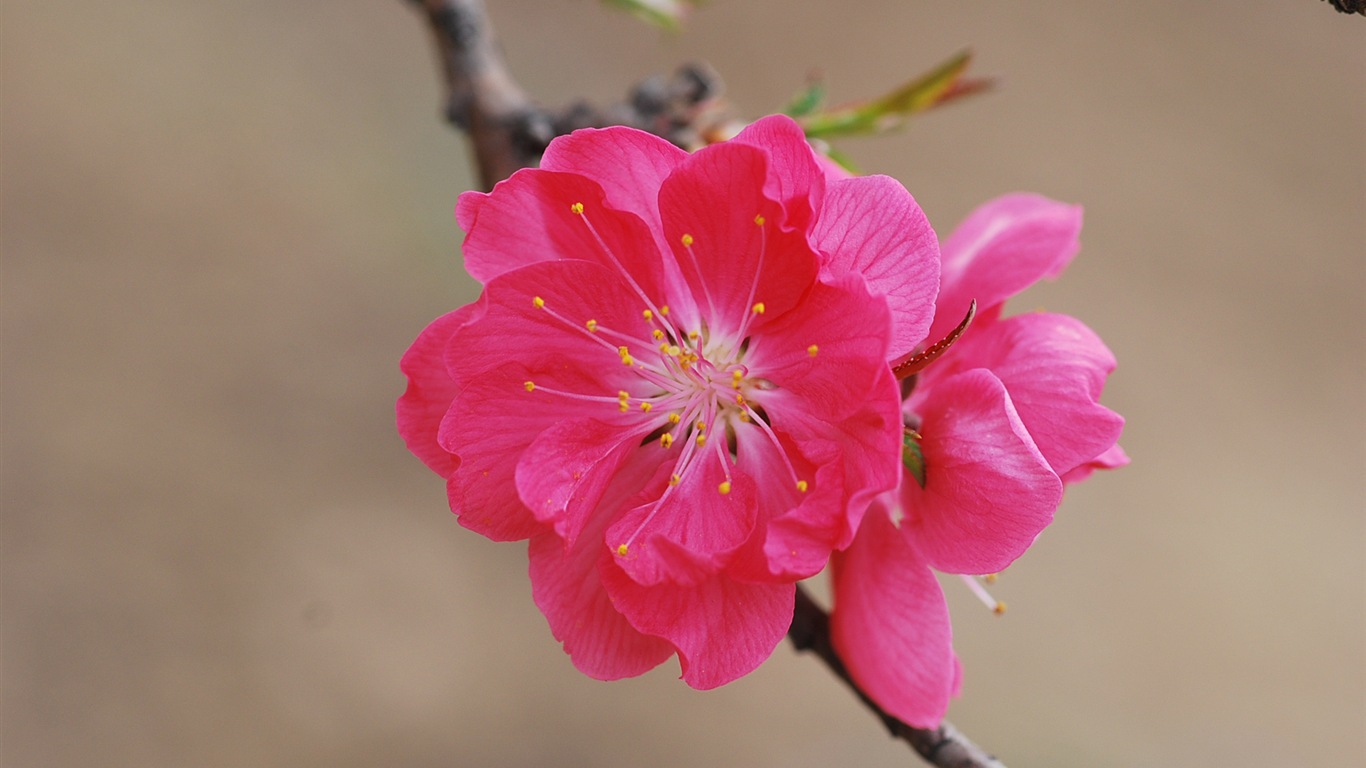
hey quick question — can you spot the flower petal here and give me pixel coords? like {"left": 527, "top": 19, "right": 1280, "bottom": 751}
{"left": 1061, "top": 442, "right": 1130, "bottom": 484}
{"left": 658, "top": 141, "right": 820, "bottom": 335}
{"left": 930, "top": 194, "right": 1082, "bottom": 344}
{"left": 455, "top": 170, "right": 672, "bottom": 310}
{"left": 600, "top": 562, "right": 794, "bottom": 690}
{"left": 606, "top": 455, "right": 757, "bottom": 586}
{"left": 539, "top": 126, "right": 687, "bottom": 233}
{"left": 905, "top": 368, "right": 1062, "bottom": 575}
{"left": 928, "top": 312, "right": 1125, "bottom": 478}
{"left": 516, "top": 418, "right": 655, "bottom": 546}
{"left": 831, "top": 504, "right": 957, "bottom": 728}
{"left": 812, "top": 174, "right": 940, "bottom": 358}
{"left": 396, "top": 305, "right": 477, "bottom": 476}
{"left": 728, "top": 114, "right": 825, "bottom": 232}
{"left": 528, "top": 449, "right": 675, "bottom": 680}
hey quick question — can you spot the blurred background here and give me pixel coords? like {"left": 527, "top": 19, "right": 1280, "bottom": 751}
{"left": 3, "top": 1, "right": 1362, "bottom": 766}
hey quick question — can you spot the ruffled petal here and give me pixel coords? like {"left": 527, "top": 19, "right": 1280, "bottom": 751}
{"left": 752, "top": 367, "right": 902, "bottom": 580}
{"left": 744, "top": 274, "right": 894, "bottom": 424}
{"left": 396, "top": 305, "right": 477, "bottom": 476}
{"left": 455, "top": 170, "right": 672, "bottom": 309}
{"left": 831, "top": 504, "right": 956, "bottom": 728}
{"left": 930, "top": 194, "right": 1082, "bottom": 343}
{"left": 658, "top": 141, "right": 820, "bottom": 335}
{"left": 516, "top": 418, "right": 656, "bottom": 547}
{"left": 600, "top": 562, "right": 795, "bottom": 690}
{"left": 928, "top": 313, "right": 1125, "bottom": 478}
{"left": 528, "top": 449, "right": 674, "bottom": 680}
{"left": 812, "top": 174, "right": 940, "bottom": 358}
{"left": 905, "top": 369, "right": 1062, "bottom": 575}
{"left": 1061, "top": 442, "right": 1130, "bottom": 484}
{"left": 728, "top": 114, "right": 825, "bottom": 232}
{"left": 606, "top": 455, "right": 757, "bottom": 586}
{"left": 538, "top": 126, "right": 687, "bottom": 231}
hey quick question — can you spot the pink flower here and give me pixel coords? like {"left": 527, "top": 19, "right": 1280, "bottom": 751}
{"left": 398, "top": 115, "right": 940, "bottom": 688}
{"left": 829, "top": 193, "right": 1127, "bottom": 727}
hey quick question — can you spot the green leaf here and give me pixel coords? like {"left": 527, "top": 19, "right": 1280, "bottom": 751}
{"left": 902, "top": 430, "right": 927, "bottom": 489}
{"left": 795, "top": 50, "right": 993, "bottom": 139}
{"left": 601, "top": 0, "right": 698, "bottom": 30}
{"left": 783, "top": 80, "right": 826, "bottom": 118}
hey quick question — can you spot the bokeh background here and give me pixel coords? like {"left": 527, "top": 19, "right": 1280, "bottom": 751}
{"left": 3, "top": 1, "right": 1362, "bottom": 766}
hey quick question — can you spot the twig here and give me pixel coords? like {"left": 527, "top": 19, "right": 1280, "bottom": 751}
{"left": 404, "top": 5, "right": 1008, "bottom": 764}
{"left": 789, "top": 585, "right": 1007, "bottom": 768}
{"left": 406, "top": 0, "right": 724, "bottom": 190}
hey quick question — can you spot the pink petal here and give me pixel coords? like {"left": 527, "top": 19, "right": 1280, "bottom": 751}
{"left": 528, "top": 449, "right": 675, "bottom": 680}
{"left": 728, "top": 114, "right": 825, "bottom": 232}
{"left": 750, "top": 368, "right": 902, "bottom": 580}
{"left": 812, "top": 174, "right": 941, "bottom": 358}
{"left": 445, "top": 260, "right": 653, "bottom": 393}
{"left": 455, "top": 170, "right": 671, "bottom": 309}
{"left": 831, "top": 504, "right": 956, "bottom": 728}
{"left": 516, "top": 418, "right": 656, "bottom": 546}
{"left": 1061, "top": 442, "right": 1130, "bottom": 484}
{"left": 539, "top": 125, "right": 687, "bottom": 233}
{"left": 606, "top": 455, "right": 758, "bottom": 586}
{"left": 905, "top": 369, "right": 1062, "bottom": 575}
{"left": 929, "top": 194, "right": 1082, "bottom": 344}
{"left": 929, "top": 313, "right": 1125, "bottom": 478}
{"left": 657, "top": 141, "right": 820, "bottom": 334}
{"left": 744, "top": 274, "right": 895, "bottom": 424}
{"left": 437, "top": 370, "right": 559, "bottom": 541}
{"left": 600, "top": 562, "right": 795, "bottom": 690}
{"left": 396, "top": 305, "right": 477, "bottom": 476}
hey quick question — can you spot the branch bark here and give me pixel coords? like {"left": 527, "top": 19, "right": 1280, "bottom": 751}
{"left": 789, "top": 585, "right": 1007, "bottom": 768}
{"left": 404, "top": 4, "right": 1008, "bottom": 765}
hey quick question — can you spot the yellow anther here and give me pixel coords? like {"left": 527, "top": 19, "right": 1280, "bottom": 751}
{"left": 695, "top": 421, "right": 706, "bottom": 432}
{"left": 681, "top": 233, "right": 694, "bottom": 247}
{"left": 533, "top": 296, "right": 545, "bottom": 308}
{"left": 640, "top": 402, "right": 653, "bottom": 413}
{"left": 659, "top": 342, "right": 670, "bottom": 353}
{"left": 796, "top": 480, "right": 809, "bottom": 493}
{"left": 731, "top": 369, "right": 743, "bottom": 385}
{"left": 652, "top": 329, "right": 665, "bottom": 341}
{"left": 523, "top": 381, "right": 535, "bottom": 392}
{"left": 668, "top": 413, "right": 681, "bottom": 425}
{"left": 993, "top": 602, "right": 1007, "bottom": 616}
{"left": 620, "top": 354, "right": 634, "bottom": 367}
{"left": 735, "top": 393, "right": 746, "bottom": 405}
{"left": 616, "top": 543, "right": 628, "bottom": 556}
{"left": 752, "top": 302, "right": 765, "bottom": 315}
{"left": 618, "top": 390, "right": 630, "bottom": 413}
{"left": 669, "top": 474, "right": 681, "bottom": 487}
{"left": 585, "top": 319, "right": 598, "bottom": 332}
{"left": 984, "top": 573, "right": 999, "bottom": 584}
{"left": 688, "top": 330, "right": 700, "bottom": 340}
{"left": 667, "top": 345, "right": 681, "bottom": 356}
{"left": 717, "top": 481, "right": 732, "bottom": 495}
{"left": 696, "top": 434, "right": 707, "bottom": 446}
{"left": 570, "top": 202, "right": 585, "bottom": 215}
{"left": 807, "top": 344, "right": 819, "bottom": 357}
{"left": 754, "top": 214, "right": 765, "bottom": 226}
{"left": 643, "top": 309, "right": 653, "bottom": 321}
{"left": 659, "top": 305, "right": 670, "bottom": 316}
{"left": 739, "top": 412, "right": 751, "bottom": 422}
{"left": 660, "top": 433, "right": 674, "bottom": 449}
{"left": 618, "top": 345, "right": 629, "bottom": 356}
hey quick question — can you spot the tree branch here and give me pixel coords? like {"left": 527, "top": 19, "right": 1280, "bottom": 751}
{"left": 406, "top": 0, "right": 724, "bottom": 190}
{"left": 789, "top": 585, "right": 1008, "bottom": 768}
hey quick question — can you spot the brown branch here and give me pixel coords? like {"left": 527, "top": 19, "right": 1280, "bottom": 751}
{"left": 406, "top": 0, "right": 725, "bottom": 190}
{"left": 789, "top": 585, "right": 1007, "bottom": 768}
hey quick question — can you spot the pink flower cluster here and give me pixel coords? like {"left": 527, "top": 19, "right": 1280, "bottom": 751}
{"left": 398, "top": 114, "right": 1124, "bottom": 722}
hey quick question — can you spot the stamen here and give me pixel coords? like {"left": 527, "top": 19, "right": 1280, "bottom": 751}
{"left": 735, "top": 217, "right": 769, "bottom": 340}
{"left": 659, "top": 433, "right": 674, "bottom": 449}
{"left": 751, "top": 302, "right": 765, "bottom": 315}
{"left": 585, "top": 319, "right": 598, "bottom": 332}
{"left": 717, "top": 481, "right": 731, "bottom": 495}
{"left": 807, "top": 344, "right": 819, "bottom": 357}
{"left": 533, "top": 296, "right": 545, "bottom": 308}
{"left": 570, "top": 202, "right": 585, "bottom": 215}
{"left": 959, "top": 574, "right": 1007, "bottom": 615}
{"left": 669, "top": 474, "right": 681, "bottom": 486}
{"left": 643, "top": 309, "right": 653, "bottom": 322}
{"left": 616, "top": 543, "right": 628, "bottom": 556}
{"left": 640, "top": 402, "right": 653, "bottom": 413}
{"left": 796, "top": 480, "right": 808, "bottom": 493}
{"left": 524, "top": 381, "right": 535, "bottom": 392}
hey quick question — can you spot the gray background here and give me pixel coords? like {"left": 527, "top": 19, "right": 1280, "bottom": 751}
{"left": 3, "top": 1, "right": 1362, "bottom": 766}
